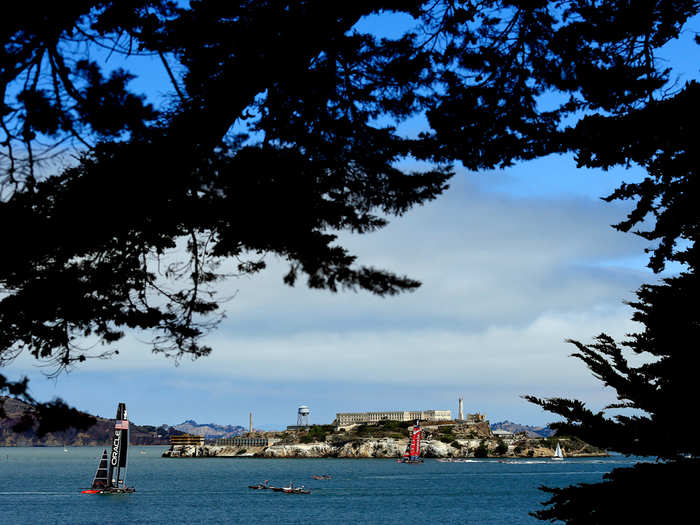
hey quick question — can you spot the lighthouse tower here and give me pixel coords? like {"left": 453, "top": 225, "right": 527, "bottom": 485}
{"left": 458, "top": 396, "right": 464, "bottom": 421}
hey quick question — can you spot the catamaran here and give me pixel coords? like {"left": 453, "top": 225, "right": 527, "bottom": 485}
{"left": 552, "top": 441, "right": 564, "bottom": 461}
{"left": 397, "top": 422, "right": 424, "bottom": 463}
{"left": 82, "top": 403, "right": 135, "bottom": 494}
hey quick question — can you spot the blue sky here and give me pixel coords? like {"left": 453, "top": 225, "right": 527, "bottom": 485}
{"left": 6, "top": 10, "right": 699, "bottom": 429}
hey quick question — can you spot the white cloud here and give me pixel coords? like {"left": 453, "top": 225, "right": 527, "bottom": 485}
{"left": 9, "top": 170, "right": 658, "bottom": 426}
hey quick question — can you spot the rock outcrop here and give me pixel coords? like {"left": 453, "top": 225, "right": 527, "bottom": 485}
{"left": 263, "top": 443, "right": 336, "bottom": 458}
{"left": 335, "top": 438, "right": 405, "bottom": 458}
{"left": 162, "top": 435, "right": 607, "bottom": 458}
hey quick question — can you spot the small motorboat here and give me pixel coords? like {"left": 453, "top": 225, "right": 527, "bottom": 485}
{"left": 271, "top": 481, "right": 310, "bottom": 493}
{"left": 283, "top": 486, "right": 311, "bottom": 494}
{"left": 312, "top": 474, "right": 332, "bottom": 480}
{"left": 248, "top": 480, "right": 271, "bottom": 490}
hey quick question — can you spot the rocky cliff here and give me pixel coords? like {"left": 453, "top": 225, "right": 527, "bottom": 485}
{"left": 163, "top": 434, "right": 607, "bottom": 459}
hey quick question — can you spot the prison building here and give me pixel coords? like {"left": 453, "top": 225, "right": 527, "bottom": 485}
{"left": 214, "top": 436, "right": 272, "bottom": 447}
{"left": 464, "top": 413, "right": 486, "bottom": 423}
{"left": 335, "top": 410, "right": 452, "bottom": 426}
{"left": 492, "top": 429, "right": 515, "bottom": 439}
{"left": 169, "top": 433, "right": 205, "bottom": 446}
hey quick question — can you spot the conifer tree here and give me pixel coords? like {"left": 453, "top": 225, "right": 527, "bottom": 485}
{"left": 526, "top": 268, "right": 698, "bottom": 522}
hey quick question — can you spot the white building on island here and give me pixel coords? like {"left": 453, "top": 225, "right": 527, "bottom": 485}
{"left": 335, "top": 409, "right": 452, "bottom": 427}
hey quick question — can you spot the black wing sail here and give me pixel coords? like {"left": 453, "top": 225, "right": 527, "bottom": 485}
{"left": 118, "top": 407, "right": 129, "bottom": 469}
{"left": 91, "top": 449, "right": 109, "bottom": 489}
{"left": 106, "top": 403, "right": 130, "bottom": 488}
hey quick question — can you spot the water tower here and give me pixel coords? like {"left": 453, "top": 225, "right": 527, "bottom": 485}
{"left": 297, "top": 405, "right": 310, "bottom": 427}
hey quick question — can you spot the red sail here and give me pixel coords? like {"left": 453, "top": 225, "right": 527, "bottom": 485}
{"left": 408, "top": 425, "right": 421, "bottom": 458}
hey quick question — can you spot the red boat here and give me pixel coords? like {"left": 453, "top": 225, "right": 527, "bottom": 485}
{"left": 397, "top": 422, "right": 424, "bottom": 464}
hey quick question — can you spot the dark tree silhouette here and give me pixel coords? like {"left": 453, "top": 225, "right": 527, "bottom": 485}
{"left": 0, "top": 1, "right": 453, "bottom": 398}
{"left": 522, "top": 81, "right": 700, "bottom": 517}
{"left": 526, "top": 268, "right": 699, "bottom": 523}
{"left": 1, "top": 6, "right": 698, "bottom": 506}
{"left": 513, "top": 3, "right": 700, "bottom": 521}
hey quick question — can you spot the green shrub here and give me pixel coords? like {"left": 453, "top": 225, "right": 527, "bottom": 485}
{"left": 474, "top": 443, "right": 489, "bottom": 458}
{"left": 354, "top": 425, "right": 371, "bottom": 436}
{"left": 302, "top": 425, "right": 328, "bottom": 442}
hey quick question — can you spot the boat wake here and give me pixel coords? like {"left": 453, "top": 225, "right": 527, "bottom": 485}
{"left": 0, "top": 491, "right": 70, "bottom": 495}
{"left": 436, "top": 459, "right": 481, "bottom": 463}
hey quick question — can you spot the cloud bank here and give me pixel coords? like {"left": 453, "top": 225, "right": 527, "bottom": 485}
{"left": 12, "top": 171, "right": 658, "bottom": 425}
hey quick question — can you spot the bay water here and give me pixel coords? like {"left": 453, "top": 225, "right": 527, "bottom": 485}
{"left": 0, "top": 447, "right": 640, "bottom": 524}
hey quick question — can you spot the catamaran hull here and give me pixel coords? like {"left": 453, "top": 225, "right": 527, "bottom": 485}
{"left": 81, "top": 487, "right": 135, "bottom": 494}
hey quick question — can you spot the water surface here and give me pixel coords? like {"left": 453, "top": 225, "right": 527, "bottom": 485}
{"left": 0, "top": 447, "right": 640, "bottom": 524}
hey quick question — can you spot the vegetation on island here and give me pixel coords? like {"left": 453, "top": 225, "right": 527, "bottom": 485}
{"left": 297, "top": 425, "right": 335, "bottom": 444}
{"left": 473, "top": 442, "right": 489, "bottom": 458}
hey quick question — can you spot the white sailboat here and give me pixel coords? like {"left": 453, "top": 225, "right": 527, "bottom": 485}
{"left": 552, "top": 441, "right": 564, "bottom": 461}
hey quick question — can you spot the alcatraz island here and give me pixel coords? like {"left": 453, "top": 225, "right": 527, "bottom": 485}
{"left": 163, "top": 401, "right": 607, "bottom": 459}
{"left": 0, "top": 396, "right": 606, "bottom": 458}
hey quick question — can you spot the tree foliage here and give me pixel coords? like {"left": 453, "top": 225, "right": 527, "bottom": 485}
{"left": 526, "top": 268, "right": 699, "bottom": 521}
{"left": 1, "top": 8, "right": 698, "bottom": 512}
{"left": 513, "top": 2, "right": 699, "bottom": 519}
{"left": 0, "top": 1, "right": 453, "bottom": 387}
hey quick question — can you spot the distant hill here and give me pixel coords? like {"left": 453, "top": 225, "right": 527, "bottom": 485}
{"left": 0, "top": 396, "right": 179, "bottom": 446}
{"left": 490, "top": 420, "right": 556, "bottom": 438}
{"left": 173, "top": 419, "right": 247, "bottom": 438}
